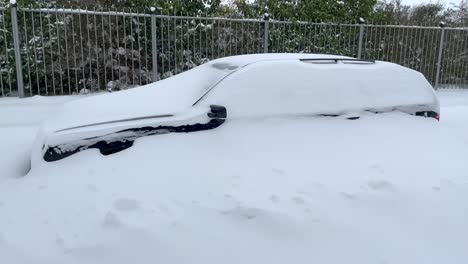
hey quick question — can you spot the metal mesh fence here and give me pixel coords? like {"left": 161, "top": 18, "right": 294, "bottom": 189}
{"left": 269, "top": 22, "right": 360, "bottom": 57}
{"left": 17, "top": 8, "right": 154, "bottom": 96}
{"left": 155, "top": 16, "right": 265, "bottom": 79}
{"left": 361, "top": 25, "right": 441, "bottom": 85}
{"left": 0, "top": 7, "right": 14, "bottom": 96}
{"left": 0, "top": 6, "right": 467, "bottom": 97}
{"left": 440, "top": 29, "right": 468, "bottom": 88}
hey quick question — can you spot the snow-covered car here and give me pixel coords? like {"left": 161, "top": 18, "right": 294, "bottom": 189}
{"left": 31, "top": 53, "right": 439, "bottom": 166}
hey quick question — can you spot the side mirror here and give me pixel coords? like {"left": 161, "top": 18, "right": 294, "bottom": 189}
{"left": 208, "top": 105, "right": 227, "bottom": 119}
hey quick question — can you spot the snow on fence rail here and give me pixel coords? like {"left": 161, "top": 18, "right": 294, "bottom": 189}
{"left": 0, "top": 5, "right": 468, "bottom": 97}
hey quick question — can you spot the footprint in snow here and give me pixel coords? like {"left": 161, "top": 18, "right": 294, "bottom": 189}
{"left": 113, "top": 198, "right": 140, "bottom": 212}
{"left": 269, "top": 195, "right": 280, "bottom": 204}
{"left": 102, "top": 211, "right": 122, "bottom": 229}
{"left": 272, "top": 168, "right": 285, "bottom": 175}
{"left": 55, "top": 234, "right": 65, "bottom": 247}
{"left": 292, "top": 196, "right": 306, "bottom": 205}
{"left": 368, "top": 180, "right": 396, "bottom": 192}
{"left": 158, "top": 204, "right": 172, "bottom": 215}
{"left": 340, "top": 192, "right": 358, "bottom": 200}
{"left": 87, "top": 184, "right": 98, "bottom": 192}
{"left": 222, "top": 207, "right": 263, "bottom": 220}
{"left": 369, "top": 164, "right": 385, "bottom": 175}
{"left": 297, "top": 190, "right": 314, "bottom": 198}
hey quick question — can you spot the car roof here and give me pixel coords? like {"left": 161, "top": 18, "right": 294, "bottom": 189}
{"left": 199, "top": 57, "right": 438, "bottom": 118}
{"left": 205, "top": 53, "right": 353, "bottom": 68}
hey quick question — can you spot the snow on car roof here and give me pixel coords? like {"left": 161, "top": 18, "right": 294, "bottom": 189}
{"left": 199, "top": 57, "right": 438, "bottom": 118}
{"left": 206, "top": 53, "right": 351, "bottom": 67}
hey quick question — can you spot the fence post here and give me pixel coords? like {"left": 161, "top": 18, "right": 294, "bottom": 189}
{"left": 435, "top": 22, "right": 446, "bottom": 89}
{"left": 263, "top": 13, "right": 270, "bottom": 53}
{"left": 10, "top": 1, "right": 25, "bottom": 97}
{"left": 357, "top": 17, "right": 365, "bottom": 59}
{"left": 150, "top": 7, "right": 159, "bottom": 82}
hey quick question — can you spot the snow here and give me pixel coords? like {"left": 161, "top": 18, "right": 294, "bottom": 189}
{"left": 0, "top": 89, "right": 468, "bottom": 263}
{"left": 0, "top": 96, "right": 83, "bottom": 179}
{"left": 0, "top": 96, "right": 79, "bottom": 127}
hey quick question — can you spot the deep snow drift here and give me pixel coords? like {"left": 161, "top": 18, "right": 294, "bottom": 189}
{"left": 0, "top": 90, "right": 468, "bottom": 264}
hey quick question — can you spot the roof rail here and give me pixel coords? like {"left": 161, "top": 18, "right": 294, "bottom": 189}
{"left": 299, "top": 58, "right": 375, "bottom": 64}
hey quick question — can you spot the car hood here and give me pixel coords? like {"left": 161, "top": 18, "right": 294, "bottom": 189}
{"left": 42, "top": 69, "right": 224, "bottom": 133}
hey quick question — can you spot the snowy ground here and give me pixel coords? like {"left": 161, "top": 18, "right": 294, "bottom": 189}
{"left": 1, "top": 90, "right": 468, "bottom": 264}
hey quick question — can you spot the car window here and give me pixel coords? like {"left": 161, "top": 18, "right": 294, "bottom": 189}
{"left": 161, "top": 61, "right": 239, "bottom": 100}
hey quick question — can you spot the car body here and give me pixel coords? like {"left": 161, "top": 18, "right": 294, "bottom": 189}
{"left": 30, "top": 53, "right": 439, "bottom": 166}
